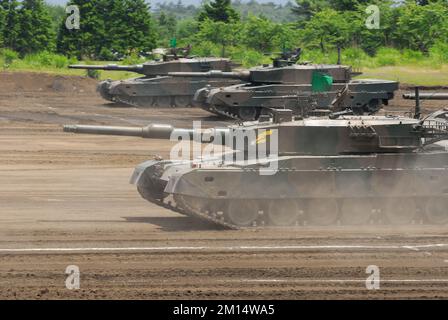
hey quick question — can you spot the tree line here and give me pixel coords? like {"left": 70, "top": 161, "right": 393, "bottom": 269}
{"left": 0, "top": 0, "right": 54, "bottom": 56}
{"left": 0, "top": 0, "right": 447, "bottom": 66}
{"left": 154, "top": 0, "right": 297, "bottom": 23}
{"left": 293, "top": 0, "right": 448, "bottom": 55}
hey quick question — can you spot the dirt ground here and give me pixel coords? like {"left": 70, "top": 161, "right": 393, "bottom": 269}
{"left": 1, "top": 71, "right": 448, "bottom": 300}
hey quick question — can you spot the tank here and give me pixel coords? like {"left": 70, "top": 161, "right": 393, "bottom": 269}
{"left": 63, "top": 107, "right": 448, "bottom": 229}
{"left": 168, "top": 64, "right": 399, "bottom": 120}
{"left": 69, "top": 56, "right": 241, "bottom": 107}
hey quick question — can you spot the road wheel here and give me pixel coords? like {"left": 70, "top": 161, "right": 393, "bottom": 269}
{"left": 174, "top": 96, "right": 191, "bottom": 108}
{"left": 125, "top": 96, "right": 153, "bottom": 107}
{"left": 237, "top": 107, "right": 259, "bottom": 121}
{"left": 383, "top": 199, "right": 416, "bottom": 225}
{"left": 267, "top": 200, "right": 300, "bottom": 226}
{"left": 225, "top": 200, "right": 259, "bottom": 227}
{"left": 307, "top": 199, "right": 339, "bottom": 226}
{"left": 366, "top": 99, "right": 380, "bottom": 113}
{"left": 425, "top": 197, "right": 448, "bottom": 225}
{"left": 340, "top": 199, "right": 373, "bottom": 225}
{"left": 155, "top": 96, "right": 172, "bottom": 107}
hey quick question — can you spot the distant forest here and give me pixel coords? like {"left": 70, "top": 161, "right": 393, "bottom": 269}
{"left": 153, "top": 0, "right": 297, "bottom": 23}
{"left": 1, "top": 0, "right": 447, "bottom": 72}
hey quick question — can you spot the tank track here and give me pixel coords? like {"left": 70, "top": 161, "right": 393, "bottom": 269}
{"left": 113, "top": 95, "right": 153, "bottom": 107}
{"left": 209, "top": 106, "right": 241, "bottom": 120}
{"left": 111, "top": 96, "right": 191, "bottom": 108}
{"left": 204, "top": 104, "right": 260, "bottom": 121}
{"left": 142, "top": 196, "right": 241, "bottom": 230}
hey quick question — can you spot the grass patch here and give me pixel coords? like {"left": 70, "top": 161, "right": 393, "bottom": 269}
{"left": 1, "top": 47, "right": 448, "bottom": 85}
{"left": 358, "top": 65, "right": 448, "bottom": 86}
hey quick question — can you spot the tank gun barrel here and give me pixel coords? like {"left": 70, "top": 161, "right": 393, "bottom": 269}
{"left": 69, "top": 64, "right": 144, "bottom": 74}
{"left": 63, "top": 124, "right": 229, "bottom": 144}
{"left": 403, "top": 93, "right": 448, "bottom": 100}
{"left": 168, "top": 70, "right": 251, "bottom": 81}
{"left": 63, "top": 124, "right": 177, "bottom": 139}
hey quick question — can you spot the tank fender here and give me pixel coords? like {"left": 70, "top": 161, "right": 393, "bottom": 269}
{"left": 194, "top": 87, "right": 211, "bottom": 104}
{"left": 130, "top": 160, "right": 161, "bottom": 185}
{"left": 131, "top": 160, "right": 195, "bottom": 186}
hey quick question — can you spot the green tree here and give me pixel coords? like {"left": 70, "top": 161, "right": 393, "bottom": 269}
{"left": 0, "top": 5, "right": 5, "bottom": 46}
{"left": 347, "top": 0, "right": 398, "bottom": 55}
{"left": 274, "top": 23, "right": 301, "bottom": 54}
{"left": 57, "top": 0, "right": 103, "bottom": 59}
{"left": 116, "top": 0, "right": 156, "bottom": 56}
{"left": 242, "top": 15, "right": 299, "bottom": 53}
{"left": 16, "top": 0, "right": 55, "bottom": 55}
{"left": 292, "top": 0, "right": 329, "bottom": 22}
{"left": 328, "top": 0, "right": 373, "bottom": 11}
{"left": 157, "top": 11, "right": 177, "bottom": 43}
{"left": 195, "top": 18, "right": 240, "bottom": 56}
{"left": 242, "top": 15, "right": 280, "bottom": 52}
{"left": 198, "top": 0, "right": 240, "bottom": 23}
{"left": 300, "top": 8, "right": 351, "bottom": 53}
{"left": 175, "top": 18, "right": 199, "bottom": 42}
{"left": 292, "top": 0, "right": 377, "bottom": 21}
{"left": 57, "top": 0, "right": 157, "bottom": 60}
{"left": 155, "top": 0, "right": 297, "bottom": 23}
{"left": 395, "top": 1, "right": 448, "bottom": 52}
{"left": 45, "top": 4, "right": 66, "bottom": 36}
{"left": 0, "top": 0, "right": 20, "bottom": 50}
{"left": 296, "top": 0, "right": 404, "bottom": 56}
{"left": 405, "top": 0, "right": 445, "bottom": 6}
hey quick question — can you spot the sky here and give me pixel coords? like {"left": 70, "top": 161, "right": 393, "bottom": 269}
{"left": 45, "top": 0, "right": 291, "bottom": 6}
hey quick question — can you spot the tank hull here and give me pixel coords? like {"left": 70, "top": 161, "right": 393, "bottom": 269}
{"left": 195, "top": 79, "right": 399, "bottom": 120}
{"left": 133, "top": 151, "right": 448, "bottom": 228}
{"left": 98, "top": 76, "right": 241, "bottom": 107}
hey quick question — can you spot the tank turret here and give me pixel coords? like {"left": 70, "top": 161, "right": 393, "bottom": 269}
{"left": 168, "top": 70, "right": 252, "bottom": 81}
{"left": 169, "top": 64, "right": 353, "bottom": 85}
{"left": 70, "top": 57, "right": 234, "bottom": 77}
{"left": 64, "top": 108, "right": 448, "bottom": 156}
